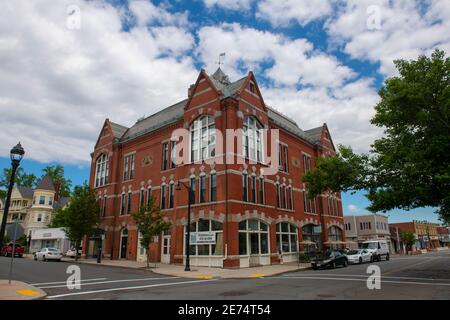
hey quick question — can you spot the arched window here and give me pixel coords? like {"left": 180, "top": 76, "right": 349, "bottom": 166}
{"left": 187, "top": 219, "right": 223, "bottom": 256}
{"left": 243, "top": 116, "right": 263, "bottom": 162}
{"left": 190, "top": 116, "right": 216, "bottom": 162}
{"left": 238, "top": 219, "right": 269, "bottom": 255}
{"left": 302, "top": 224, "right": 322, "bottom": 253}
{"left": 328, "top": 226, "right": 342, "bottom": 242}
{"left": 95, "top": 154, "right": 109, "bottom": 187}
{"left": 276, "top": 222, "right": 298, "bottom": 253}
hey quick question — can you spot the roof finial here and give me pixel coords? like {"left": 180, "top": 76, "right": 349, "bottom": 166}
{"left": 216, "top": 52, "right": 226, "bottom": 67}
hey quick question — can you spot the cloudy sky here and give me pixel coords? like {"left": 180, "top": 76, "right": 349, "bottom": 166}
{"left": 1, "top": 0, "right": 449, "bottom": 222}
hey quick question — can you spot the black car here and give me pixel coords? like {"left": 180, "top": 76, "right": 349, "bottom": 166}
{"left": 311, "top": 250, "right": 348, "bottom": 270}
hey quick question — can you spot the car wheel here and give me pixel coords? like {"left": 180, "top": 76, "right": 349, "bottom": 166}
{"left": 34, "top": 254, "right": 37, "bottom": 261}
{"left": 359, "top": 257, "right": 363, "bottom": 264}
{"left": 43, "top": 255, "right": 46, "bottom": 262}
{"left": 343, "top": 259, "right": 348, "bottom": 267}
{"left": 386, "top": 254, "right": 390, "bottom": 261}
{"left": 331, "top": 261, "right": 336, "bottom": 269}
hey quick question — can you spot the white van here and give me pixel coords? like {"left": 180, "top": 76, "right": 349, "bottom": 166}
{"left": 361, "top": 240, "right": 390, "bottom": 262}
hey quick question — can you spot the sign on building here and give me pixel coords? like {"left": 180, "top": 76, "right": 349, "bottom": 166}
{"left": 190, "top": 232, "right": 216, "bottom": 245}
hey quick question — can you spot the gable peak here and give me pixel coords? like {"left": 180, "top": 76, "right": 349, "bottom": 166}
{"left": 211, "top": 67, "right": 230, "bottom": 85}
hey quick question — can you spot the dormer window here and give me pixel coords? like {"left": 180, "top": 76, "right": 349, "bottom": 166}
{"left": 39, "top": 196, "right": 45, "bottom": 205}
{"left": 95, "top": 154, "right": 109, "bottom": 187}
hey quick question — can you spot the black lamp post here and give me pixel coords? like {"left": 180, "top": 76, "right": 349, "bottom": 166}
{"left": 176, "top": 180, "right": 193, "bottom": 272}
{"left": 0, "top": 143, "right": 25, "bottom": 248}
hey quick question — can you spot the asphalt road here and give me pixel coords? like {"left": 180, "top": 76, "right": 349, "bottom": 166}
{"left": 1, "top": 251, "right": 449, "bottom": 300}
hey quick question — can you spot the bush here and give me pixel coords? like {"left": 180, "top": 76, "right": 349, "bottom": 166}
{"left": 298, "top": 253, "right": 311, "bottom": 263}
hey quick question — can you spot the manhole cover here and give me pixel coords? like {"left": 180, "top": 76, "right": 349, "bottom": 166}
{"left": 220, "top": 290, "right": 252, "bottom": 297}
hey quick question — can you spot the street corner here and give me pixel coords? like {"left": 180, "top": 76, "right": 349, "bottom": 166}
{"left": 0, "top": 280, "right": 46, "bottom": 300}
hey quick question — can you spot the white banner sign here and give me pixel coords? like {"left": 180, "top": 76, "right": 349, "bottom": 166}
{"left": 190, "top": 232, "right": 216, "bottom": 245}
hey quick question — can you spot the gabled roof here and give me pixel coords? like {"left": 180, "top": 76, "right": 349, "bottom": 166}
{"left": 119, "top": 99, "right": 187, "bottom": 142}
{"left": 53, "top": 197, "right": 70, "bottom": 210}
{"left": 110, "top": 122, "right": 128, "bottom": 139}
{"left": 304, "top": 126, "right": 324, "bottom": 144}
{"left": 17, "top": 186, "right": 34, "bottom": 199}
{"left": 35, "top": 175, "right": 55, "bottom": 191}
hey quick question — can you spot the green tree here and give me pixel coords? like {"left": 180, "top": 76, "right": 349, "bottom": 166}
{"left": 0, "top": 167, "right": 37, "bottom": 189}
{"left": 48, "top": 207, "right": 69, "bottom": 228}
{"left": 132, "top": 195, "right": 171, "bottom": 268}
{"left": 400, "top": 232, "right": 416, "bottom": 254}
{"left": 40, "top": 165, "right": 72, "bottom": 197}
{"left": 57, "top": 183, "right": 100, "bottom": 261}
{"left": 303, "top": 50, "right": 450, "bottom": 223}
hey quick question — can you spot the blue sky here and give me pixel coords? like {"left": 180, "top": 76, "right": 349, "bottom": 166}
{"left": 1, "top": 0, "right": 449, "bottom": 224}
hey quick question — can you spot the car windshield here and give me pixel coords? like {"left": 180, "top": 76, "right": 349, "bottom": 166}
{"left": 361, "top": 242, "right": 377, "bottom": 249}
{"left": 47, "top": 248, "right": 58, "bottom": 252}
{"left": 347, "top": 250, "right": 361, "bottom": 255}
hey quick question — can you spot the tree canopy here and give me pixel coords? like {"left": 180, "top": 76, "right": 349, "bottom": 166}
{"left": 303, "top": 49, "right": 450, "bottom": 224}
{"left": 40, "top": 165, "right": 72, "bottom": 197}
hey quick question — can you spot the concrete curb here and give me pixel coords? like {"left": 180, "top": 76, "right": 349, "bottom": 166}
{"left": 0, "top": 280, "right": 47, "bottom": 300}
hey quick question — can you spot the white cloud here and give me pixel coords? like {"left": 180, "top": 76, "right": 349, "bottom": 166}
{"left": 0, "top": 0, "right": 197, "bottom": 164}
{"left": 129, "top": 0, "right": 189, "bottom": 27}
{"left": 326, "top": 0, "right": 450, "bottom": 76}
{"left": 256, "top": 0, "right": 334, "bottom": 26}
{"left": 203, "top": 0, "right": 253, "bottom": 11}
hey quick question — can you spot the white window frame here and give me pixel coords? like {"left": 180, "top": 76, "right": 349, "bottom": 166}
{"left": 189, "top": 116, "right": 216, "bottom": 163}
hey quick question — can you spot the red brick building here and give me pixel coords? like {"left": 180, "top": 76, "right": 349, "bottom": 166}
{"left": 87, "top": 68, "right": 345, "bottom": 268}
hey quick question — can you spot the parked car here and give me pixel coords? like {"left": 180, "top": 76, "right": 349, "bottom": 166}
{"left": 361, "top": 240, "right": 390, "bottom": 261}
{"left": 1, "top": 243, "right": 25, "bottom": 258}
{"left": 65, "top": 247, "right": 82, "bottom": 258}
{"left": 311, "top": 250, "right": 348, "bottom": 269}
{"left": 346, "top": 249, "right": 372, "bottom": 264}
{"left": 34, "top": 247, "right": 62, "bottom": 261}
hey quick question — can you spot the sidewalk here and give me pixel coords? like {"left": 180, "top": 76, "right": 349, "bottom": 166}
{"left": 59, "top": 257, "right": 310, "bottom": 279}
{"left": 0, "top": 280, "right": 46, "bottom": 300}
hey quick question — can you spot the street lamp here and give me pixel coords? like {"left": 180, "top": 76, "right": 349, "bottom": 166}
{"left": 0, "top": 143, "right": 25, "bottom": 248}
{"left": 175, "top": 180, "right": 193, "bottom": 272}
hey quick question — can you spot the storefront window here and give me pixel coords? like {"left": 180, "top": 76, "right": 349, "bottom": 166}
{"left": 238, "top": 219, "right": 270, "bottom": 256}
{"left": 302, "top": 224, "right": 322, "bottom": 253}
{"left": 276, "top": 222, "right": 298, "bottom": 253}
{"left": 186, "top": 219, "right": 223, "bottom": 256}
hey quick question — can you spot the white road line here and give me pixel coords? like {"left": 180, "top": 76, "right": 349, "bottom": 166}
{"left": 31, "top": 278, "right": 107, "bottom": 286}
{"left": 274, "top": 276, "right": 450, "bottom": 286}
{"left": 38, "top": 277, "right": 180, "bottom": 289}
{"left": 46, "top": 279, "right": 217, "bottom": 299}
{"left": 282, "top": 273, "right": 450, "bottom": 282}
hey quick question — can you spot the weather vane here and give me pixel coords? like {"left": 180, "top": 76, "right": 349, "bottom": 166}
{"left": 216, "top": 52, "right": 226, "bottom": 67}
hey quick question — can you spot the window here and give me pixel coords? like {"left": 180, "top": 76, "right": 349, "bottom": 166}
{"left": 302, "top": 154, "right": 312, "bottom": 174}
{"left": 162, "top": 142, "right": 169, "bottom": 171}
{"left": 95, "top": 154, "right": 109, "bottom": 187}
{"left": 276, "top": 223, "right": 298, "bottom": 253}
{"left": 278, "top": 143, "right": 289, "bottom": 172}
{"left": 249, "top": 82, "right": 255, "bottom": 93}
{"left": 302, "top": 224, "right": 322, "bottom": 253}
{"left": 39, "top": 196, "right": 45, "bottom": 205}
{"left": 243, "top": 117, "right": 263, "bottom": 162}
{"left": 147, "top": 186, "right": 152, "bottom": 205}
{"left": 276, "top": 183, "right": 281, "bottom": 208}
{"left": 199, "top": 175, "right": 206, "bottom": 203}
{"left": 169, "top": 183, "right": 174, "bottom": 208}
{"left": 49, "top": 197, "right": 53, "bottom": 206}
{"left": 303, "top": 191, "right": 316, "bottom": 213}
{"left": 120, "top": 193, "right": 126, "bottom": 215}
{"left": 328, "top": 226, "right": 343, "bottom": 249}
{"left": 123, "top": 154, "right": 135, "bottom": 181}
{"left": 187, "top": 219, "right": 223, "bottom": 256}
{"left": 251, "top": 175, "right": 256, "bottom": 203}
{"left": 103, "top": 195, "right": 107, "bottom": 216}
{"left": 190, "top": 116, "right": 216, "bottom": 162}
{"left": 127, "top": 191, "right": 132, "bottom": 214}
{"left": 210, "top": 174, "right": 217, "bottom": 202}
{"left": 190, "top": 177, "right": 196, "bottom": 204}
{"left": 170, "top": 140, "right": 176, "bottom": 169}
{"left": 259, "top": 176, "right": 265, "bottom": 205}
{"left": 238, "top": 219, "right": 269, "bottom": 255}
{"left": 161, "top": 184, "right": 167, "bottom": 209}
{"left": 242, "top": 173, "right": 248, "bottom": 202}
{"left": 139, "top": 189, "right": 145, "bottom": 209}
{"left": 288, "top": 186, "right": 293, "bottom": 210}
{"left": 37, "top": 213, "right": 42, "bottom": 222}
{"left": 282, "top": 184, "right": 287, "bottom": 209}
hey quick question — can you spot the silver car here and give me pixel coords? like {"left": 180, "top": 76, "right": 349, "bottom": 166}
{"left": 346, "top": 249, "right": 372, "bottom": 264}
{"left": 34, "top": 247, "right": 63, "bottom": 262}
